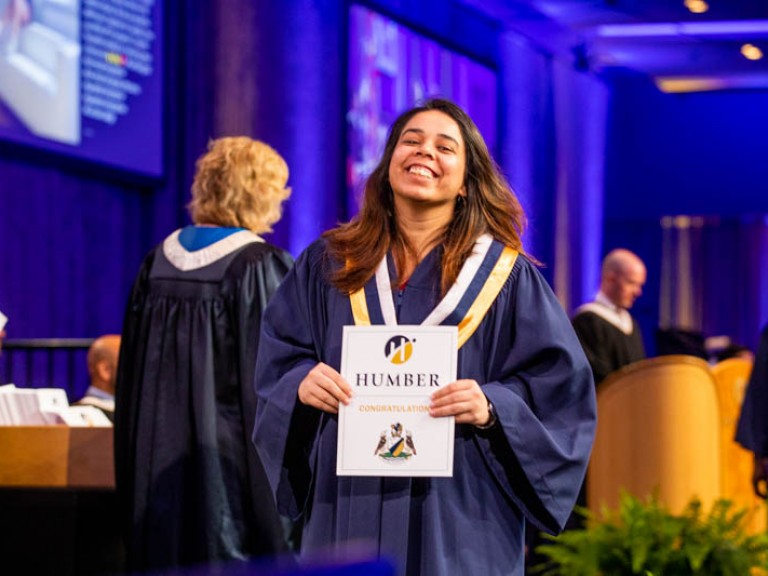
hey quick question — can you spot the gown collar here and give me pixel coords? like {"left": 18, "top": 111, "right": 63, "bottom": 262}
{"left": 162, "top": 228, "right": 263, "bottom": 271}
{"left": 350, "top": 233, "right": 519, "bottom": 348}
{"left": 575, "top": 291, "right": 634, "bottom": 335}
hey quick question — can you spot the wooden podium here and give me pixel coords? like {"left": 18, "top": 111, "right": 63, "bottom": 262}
{"left": 0, "top": 426, "right": 114, "bottom": 488}
{"left": 588, "top": 355, "right": 721, "bottom": 515}
{"left": 0, "top": 426, "right": 122, "bottom": 575}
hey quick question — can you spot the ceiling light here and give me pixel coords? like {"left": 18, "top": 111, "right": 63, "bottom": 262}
{"left": 684, "top": 0, "right": 709, "bottom": 14}
{"left": 656, "top": 73, "right": 768, "bottom": 93}
{"left": 741, "top": 43, "right": 764, "bottom": 60}
{"left": 597, "top": 20, "right": 768, "bottom": 38}
{"left": 656, "top": 78, "right": 725, "bottom": 93}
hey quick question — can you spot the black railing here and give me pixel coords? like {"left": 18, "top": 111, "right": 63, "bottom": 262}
{"left": 0, "top": 338, "right": 95, "bottom": 400}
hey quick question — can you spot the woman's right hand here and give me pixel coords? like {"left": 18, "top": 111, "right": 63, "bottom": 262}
{"left": 298, "top": 362, "right": 352, "bottom": 414}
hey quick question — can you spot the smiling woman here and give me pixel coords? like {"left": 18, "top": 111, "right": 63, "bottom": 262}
{"left": 388, "top": 109, "right": 467, "bottom": 227}
{"left": 252, "top": 98, "right": 597, "bottom": 576}
{"left": 329, "top": 99, "right": 527, "bottom": 297}
{"left": 386, "top": 113, "right": 466, "bottom": 282}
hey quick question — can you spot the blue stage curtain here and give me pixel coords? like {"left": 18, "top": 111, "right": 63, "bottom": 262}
{"left": 660, "top": 215, "right": 768, "bottom": 353}
{"left": 498, "top": 32, "right": 557, "bottom": 278}
{"left": 248, "top": 0, "right": 346, "bottom": 256}
{"left": 498, "top": 31, "right": 608, "bottom": 312}
{"left": 551, "top": 60, "right": 609, "bottom": 313}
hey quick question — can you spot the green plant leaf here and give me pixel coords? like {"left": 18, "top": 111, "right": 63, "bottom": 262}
{"left": 531, "top": 493, "right": 768, "bottom": 575}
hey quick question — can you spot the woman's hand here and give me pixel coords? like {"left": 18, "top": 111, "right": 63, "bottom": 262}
{"left": 429, "top": 379, "right": 491, "bottom": 426}
{"left": 298, "top": 362, "right": 352, "bottom": 414}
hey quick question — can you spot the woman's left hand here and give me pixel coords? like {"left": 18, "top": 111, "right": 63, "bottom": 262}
{"left": 429, "top": 379, "right": 491, "bottom": 426}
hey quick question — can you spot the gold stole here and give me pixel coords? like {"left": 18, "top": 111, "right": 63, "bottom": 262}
{"left": 350, "top": 246, "right": 518, "bottom": 349}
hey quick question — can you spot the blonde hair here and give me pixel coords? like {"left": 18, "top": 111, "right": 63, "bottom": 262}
{"left": 188, "top": 137, "right": 291, "bottom": 233}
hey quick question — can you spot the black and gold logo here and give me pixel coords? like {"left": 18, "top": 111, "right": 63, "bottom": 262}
{"left": 385, "top": 335, "right": 414, "bottom": 365}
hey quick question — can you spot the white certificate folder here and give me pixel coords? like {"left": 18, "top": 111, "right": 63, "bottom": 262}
{"left": 337, "top": 325, "right": 457, "bottom": 477}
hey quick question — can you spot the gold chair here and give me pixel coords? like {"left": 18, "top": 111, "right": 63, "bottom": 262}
{"left": 588, "top": 355, "right": 721, "bottom": 515}
{"left": 712, "top": 357, "right": 766, "bottom": 534}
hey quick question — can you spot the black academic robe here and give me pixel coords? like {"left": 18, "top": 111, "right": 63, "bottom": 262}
{"left": 736, "top": 324, "right": 768, "bottom": 455}
{"left": 571, "top": 310, "right": 645, "bottom": 384}
{"left": 115, "top": 234, "right": 293, "bottom": 572}
{"left": 253, "top": 238, "right": 596, "bottom": 576}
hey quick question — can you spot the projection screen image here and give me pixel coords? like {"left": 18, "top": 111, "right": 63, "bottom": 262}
{"left": 347, "top": 4, "right": 498, "bottom": 215}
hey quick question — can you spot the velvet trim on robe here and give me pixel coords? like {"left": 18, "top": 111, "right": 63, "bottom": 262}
{"left": 252, "top": 238, "right": 597, "bottom": 576}
{"left": 115, "top": 234, "right": 293, "bottom": 572}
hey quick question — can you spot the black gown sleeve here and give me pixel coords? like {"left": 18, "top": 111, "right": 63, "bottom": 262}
{"left": 233, "top": 247, "right": 295, "bottom": 550}
{"left": 252, "top": 243, "right": 327, "bottom": 521}
{"left": 736, "top": 324, "right": 768, "bottom": 455}
{"left": 114, "top": 248, "right": 156, "bottom": 540}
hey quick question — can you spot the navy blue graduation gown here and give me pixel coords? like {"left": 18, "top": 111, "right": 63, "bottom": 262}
{"left": 736, "top": 324, "right": 768, "bottom": 455}
{"left": 115, "top": 235, "right": 293, "bottom": 572}
{"left": 253, "top": 239, "right": 596, "bottom": 576}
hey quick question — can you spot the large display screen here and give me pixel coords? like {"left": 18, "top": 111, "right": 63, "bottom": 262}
{"left": 347, "top": 4, "right": 498, "bottom": 215}
{"left": 0, "top": 0, "right": 163, "bottom": 177}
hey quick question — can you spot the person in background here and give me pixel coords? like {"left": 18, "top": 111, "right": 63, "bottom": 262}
{"left": 572, "top": 248, "right": 647, "bottom": 385}
{"left": 252, "top": 98, "right": 596, "bottom": 576}
{"left": 735, "top": 323, "right": 768, "bottom": 499}
{"left": 115, "top": 136, "right": 293, "bottom": 572}
{"left": 714, "top": 342, "right": 754, "bottom": 364}
{"left": 73, "top": 334, "right": 120, "bottom": 422}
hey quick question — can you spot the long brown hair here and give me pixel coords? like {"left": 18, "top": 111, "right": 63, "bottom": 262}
{"left": 324, "top": 98, "right": 527, "bottom": 295}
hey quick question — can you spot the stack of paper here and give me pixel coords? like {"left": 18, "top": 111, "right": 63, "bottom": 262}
{"left": 0, "top": 385, "right": 111, "bottom": 427}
